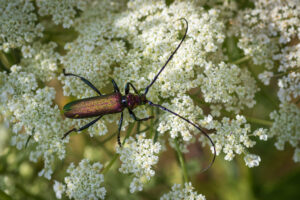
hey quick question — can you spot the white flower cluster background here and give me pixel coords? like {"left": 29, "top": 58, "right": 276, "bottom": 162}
{"left": 0, "top": 0, "right": 299, "bottom": 199}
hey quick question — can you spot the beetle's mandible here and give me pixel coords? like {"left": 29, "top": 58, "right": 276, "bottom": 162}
{"left": 62, "top": 19, "right": 216, "bottom": 172}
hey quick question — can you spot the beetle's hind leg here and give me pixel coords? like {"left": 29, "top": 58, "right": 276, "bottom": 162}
{"left": 62, "top": 115, "right": 103, "bottom": 139}
{"left": 63, "top": 69, "right": 102, "bottom": 96}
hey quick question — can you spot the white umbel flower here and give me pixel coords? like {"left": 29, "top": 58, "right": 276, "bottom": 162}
{"left": 117, "top": 133, "right": 161, "bottom": 193}
{"left": 244, "top": 154, "right": 261, "bottom": 168}
{"left": 54, "top": 159, "right": 106, "bottom": 200}
{"left": 160, "top": 182, "right": 206, "bottom": 200}
{"left": 269, "top": 103, "right": 300, "bottom": 162}
{"left": 0, "top": 0, "right": 43, "bottom": 51}
{"left": 53, "top": 181, "right": 65, "bottom": 199}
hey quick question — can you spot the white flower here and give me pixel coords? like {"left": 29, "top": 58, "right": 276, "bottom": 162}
{"left": 269, "top": 103, "right": 300, "bottom": 162}
{"left": 244, "top": 154, "right": 261, "bottom": 168}
{"left": 258, "top": 71, "right": 274, "bottom": 85}
{"left": 204, "top": 115, "right": 263, "bottom": 165}
{"left": 0, "top": 0, "right": 43, "bottom": 50}
{"left": 157, "top": 95, "right": 204, "bottom": 142}
{"left": 160, "top": 182, "right": 206, "bottom": 200}
{"left": 0, "top": 66, "right": 69, "bottom": 179}
{"left": 36, "top": 0, "right": 87, "bottom": 28}
{"left": 53, "top": 181, "right": 65, "bottom": 199}
{"left": 253, "top": 128, "right": 268, "bottom": 141}
{"left": 293, "top": 148, "right": 300, "bottom": 163}
{"left": 200, "top": 62, "right": 258, "bottom": 113}
{"left": 117, "top": 133, "right": 161, "bottom": 193}
{"left": 210, "top": 105, "right": 222, "bottom": 117}
{"left": 56, "top": 159, "right": 106, "bottom": 200}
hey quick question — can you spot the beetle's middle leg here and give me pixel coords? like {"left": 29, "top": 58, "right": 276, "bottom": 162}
{"left": 117, "top": 112, "right": 123, "bottom": 147}
{"left": 62, "top": 115, "right": 103, "bottom": 139}
{"left": 127, "top": 108, "right": 154, "bottom": 121}
{"left": 63, "top": 69, "right": 102, "bottom": 96}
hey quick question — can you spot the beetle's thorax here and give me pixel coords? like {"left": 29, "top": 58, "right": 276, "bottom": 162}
{"left": 123, "top": 93, "right": 147, "bottom": 109}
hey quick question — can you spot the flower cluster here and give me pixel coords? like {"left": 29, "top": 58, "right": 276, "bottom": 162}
{"left": 274, "top": 44, "right": 300, "bottom": 102}
{"left": 20, "top": 42, "right": 60, "bottom": 81}
{"left": 160, "top": 182, "right": 206, "bottom": 200}
{"left": 117, "top": 133, "right": 161, "bottom": 193}
{"left": 113, "top": 0, "right": 225, "bottom": 102}
{"left": 232, "top": 0, "right": 299, "bottom": 103}
{"left": 269, "top": 103, "right": 300, "bottom": 162}
{"left": 200, "top": 115, "right": 265, "bottom": 166}
{"left": 0, "top": 65, "right": 68, "bottom": 179}
{"left": 200, "top": 62, "right": 258, "bottom": 113}
{"left": 0, "top": 0, "right": 43, "bottom": 51}
{"left": 53, "top": 159, "right": 106, "bottom": 200}
{"left": 36, "top": 0, "right": 87, "bottom": 28}
{"left": 157, "top": 95, "right": 203, "bottom": 142}
{"left": 233, "top": 0, "right": 299, "bottom": 67}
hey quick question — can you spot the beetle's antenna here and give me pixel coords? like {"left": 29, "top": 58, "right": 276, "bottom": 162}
{"left": 144, "top": 18, "right": 188, "bottom": 96}
{"left": 148, "top": 101, "right": 216, "bottom": 172}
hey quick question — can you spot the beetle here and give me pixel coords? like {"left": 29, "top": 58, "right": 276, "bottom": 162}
{"left": 62, "top": 19, "right": 216, "bottom": 171}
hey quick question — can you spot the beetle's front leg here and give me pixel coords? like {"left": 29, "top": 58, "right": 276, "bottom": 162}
{"left": 111, "top": 79, "right": 120, "bottom": 93}
{"left": 125, "top": 82, "right": 139, "bottom": 95}
{"left": 127, "top": 108, "right": 154, "bottom": 121}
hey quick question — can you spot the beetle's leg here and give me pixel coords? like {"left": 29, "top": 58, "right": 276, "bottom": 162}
{"left": 63, "top": 69, "right": 102, "bottom": 96}
{"left": 125, "top": 82, "right": 139, "bottom": 95}
{"left": 25, "top": 128, "right": 35, "bottom": 148}
{"left": 127, "top": 108, "right": 154, "bottom": 121}
{"left": 62, "top": 115, "right": 103, "bottom": 139}
{"left": 111, "top": 79, "right": 120, "bottom": 93}
{"left": 117, "top": 112, "right": 123, "bottom": 147}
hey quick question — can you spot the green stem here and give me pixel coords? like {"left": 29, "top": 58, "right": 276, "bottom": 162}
{"left": 233, "top": 56, "right": 250, "bottom": 65}
{"left": 122, "top": 122, "right": 136, "bottom": 145}
{"left": 102, "top": 153, "right": 118, "bottom": 174}
{"left": 101, "top": 122, "right": 136, "bottom": 174}
{"left": 174, "top": 138, "right": 189, "bottom": 183}
{"left": 247, "top": 63, "right": 279, "bottom": 109}
{"left": 0, "top": 52, "right": 11, "bottom": 71}
{"left": 245, "top": 116, "right": 273, "bottom": 127}
{"left": 0, "top": 62, "right": 10, "bottom": 72}
{"left": 98, "top": 131, "right": 118, "bottom": 145}
{"left": 273, "top": 68, "right": 300, "bottom": 78}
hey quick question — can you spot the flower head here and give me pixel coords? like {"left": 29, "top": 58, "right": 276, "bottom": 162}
{"left": 54, "top": 159, "right": 106, "bottom": 200}
{"left": 117, "top": 133, "right": 161, "bottom": 193}
{"left": 160, "top": 182, "right": 206, "bottom": 200}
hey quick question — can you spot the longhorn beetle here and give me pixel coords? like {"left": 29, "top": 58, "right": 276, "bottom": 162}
{"left": 62, "top": 19, "right": 216, "bottom": 171}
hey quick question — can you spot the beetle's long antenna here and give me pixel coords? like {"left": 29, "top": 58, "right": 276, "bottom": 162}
{"left": 148, "top": 101, "right": 216, "bottom": 172}
{"left": 144, "top": 18, "right": 188, "bottom": 96}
